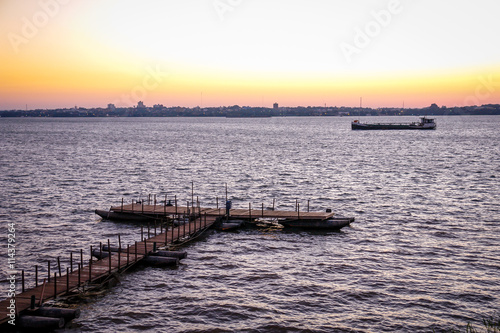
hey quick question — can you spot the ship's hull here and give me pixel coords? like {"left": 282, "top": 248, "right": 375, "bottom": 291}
{"left": 352, "top": 123, "right": 436, "bottom": 130}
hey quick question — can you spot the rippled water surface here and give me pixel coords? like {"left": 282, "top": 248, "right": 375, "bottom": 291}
{"left": 0, "top": 116, "right": 499, "bottom": 332}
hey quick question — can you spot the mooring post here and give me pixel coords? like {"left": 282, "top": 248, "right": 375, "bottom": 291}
{"left": 295, "top": 199, "right": 298, "bottom": 212}
{"left": 22, "top": 270, "right": 25, "bottom": 293}
{"left": 154, "top": 194, "right": 157, "bottom": 212}
{"left": 141, "top": 226, "right": 144, "bottom": 241}
{"left": 148, "top": 222, "right": 150, "bottom": 239}
{"left": 191, "top": 181, "right": 194, "bottom": 211}
{"left": 66, "top": 267, "right": 69, "bottom": 294}
{"left": 47, "top": 261, "right": 51, "bottom": 283}
{"left": 80, "top": 249, "right": 83, "bottom": 269}
{"left": 118, "top": 234, "right": 122, "bottom": 252}
{"left": 298, "top": 203, "right": 300, "bottom": 219}
{"left": 216, "top": 196, "right": 219, "bottom": 209}
{"left": 108, "top": 239, "right": 112, "bottom": 273}
{"left": 35, "top": 265, "right": 38, "bottom": 287}
{"left": 189, "top": 213, "right": 191, "bottom": 235}
{"left": 57, "top": 256, "right": 62, "bottom": 277}
{"left": 77, "top": 263, "right": 81, "bottom": 286}
{"left": 121, "top": 198, "right": 124, "bottom": 212}
{"left": 175, "top": 195, "right": 178, "bottom": 215}
{"left": 70, "top": 251, "right": 73, "bottom": 273}
{"left": 308, "top": 200, "right": 310, "bottom": 212}
{"left": 54, "top": 273, "right": 57, "bottom": 298}
{"left": 135, "top": 241, "right": 137, "bottom": 261}
{"left": 225, "top": 183, "right": 228, "bottom": 202}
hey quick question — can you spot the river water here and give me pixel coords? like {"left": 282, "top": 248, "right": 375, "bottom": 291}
{"left": 0, "top": 116, "right": 499, "bottom": 332}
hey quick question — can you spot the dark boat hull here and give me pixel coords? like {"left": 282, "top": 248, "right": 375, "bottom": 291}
{"left": 352, "top": 123, "right": 435, "bottom": 130}
{"left": 280, "top": 217, "right": 353, "bottom": 230}
{"left": 95, "top": 209, "right": 155, "bottom": 222}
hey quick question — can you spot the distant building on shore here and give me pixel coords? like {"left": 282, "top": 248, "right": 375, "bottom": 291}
{"left": 273, "top": 103, "right": 279, "bottom": 110}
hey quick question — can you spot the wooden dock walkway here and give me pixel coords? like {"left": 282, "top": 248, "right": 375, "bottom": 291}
{"left": 0, "top": 214, "right": 217, "bottom": 326}
{"left": 112, "top": 203, "right": 336, "bottom": 221}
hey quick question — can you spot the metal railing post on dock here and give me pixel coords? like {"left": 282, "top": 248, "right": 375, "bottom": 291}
{"left": 121, "top": 198, "right": 124, "bottom": 212}
{"left": 89, "top": 259, "right": 92, "bottom": 281}
{"left": 147, "top": 222, "right": 150, "bottom": 239}
{"left": 132, "top": 200, "right": 134, "bottom": 211}
{"left": 47, "top": 261, "right": 51, "bottom": 283}
{"left": 54, "top": 273, "right": 57, "bottom": 298}
{"left": 154, "top": 194, "right": 156, "bottom": 212}
{"left": 135, "top": 241, "right": 138, "bottom": 261}
{"left": 307, "top": 200, "right": 310, "bottom": 212}
{"left": 70, "top": 251, "right": 73, "bottom": 272}
{"left": 80, "top": 249, "right": 83, "bottom": 269}
{"left": 22, "top": 270, "right": 25, "bottom": 293}
{"left": 78, "top": 263, "right": 81, "bottom": 286}
{"left": 171, "top": 224, "right": 174, "bottom": 246}
{"left": 35, "top": 265, "right": 38, "bottom": 287}
{"left": 175, "top": 195, "right": 177, "bottom": 215}
{"left": 216, "top": 197, "right": 219, "bottom": 209}
{"left": 57, "top": 257, "right": 62, "bottom": 277}
{"left": 154, "top": 221, "right": 157, "bottom": 236}
{"left": 141, "top": 226, "right": 144, "bottom": 241}
{"left": 144, "top": 241, "right": 148, "bottom": 257}
{"left": 66, "top": 268, "right": 69, "bottom": 294}
{"left": 118, "top": 235, "right": 122, "bottom": 269}
{"left": 127, "top": 245, "right": 130, "bottom": 265}
{"left": 298, "top": 203, "right": 300, "bottom": 219}
{"left": 108, "top": 239, "right": 112, "bottom": 273}
{"left": 142, "top": 202, "right": 144, "bottom": 214}
{"left": 99, "top": 242, "right": 102, "bottom": 260}
{"left": 249, "top": 203, "right": 252, "bottom": 221}
{"left": 272, "top": 198, "right": 275, "bottom": 211}
{"left": 262, "top": 203, "right": 264, "bottom": 217}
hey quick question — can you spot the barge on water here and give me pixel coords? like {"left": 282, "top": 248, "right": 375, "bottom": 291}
{"left": 351, "top": 117, "right": 436, "bottom": 130}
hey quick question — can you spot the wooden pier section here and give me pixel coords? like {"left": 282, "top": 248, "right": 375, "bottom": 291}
{"left": 0, "top": 213, "right": 217, "bottom": 326}
{"left": 111, "top": 203, "right": 336, "bottom": 221}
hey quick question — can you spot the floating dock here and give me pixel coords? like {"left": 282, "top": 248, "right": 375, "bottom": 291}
{"left": 2, "top": 197, "right": 354, "bottom": 328}
{"left": 0, "top": 212, "right": 217, "bottom": 327}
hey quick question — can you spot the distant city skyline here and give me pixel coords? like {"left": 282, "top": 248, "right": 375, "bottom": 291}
{"left": 1, "top": 0, "right": 499, "bottom": 110}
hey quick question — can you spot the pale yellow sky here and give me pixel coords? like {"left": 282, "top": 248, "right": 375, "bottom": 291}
{"left": 1, "top": 0, "right": 499, "bottom": 109}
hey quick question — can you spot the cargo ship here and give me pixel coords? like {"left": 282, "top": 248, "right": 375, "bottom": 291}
{"left": 351, "top": 117, "right": 436, "bottom": 130}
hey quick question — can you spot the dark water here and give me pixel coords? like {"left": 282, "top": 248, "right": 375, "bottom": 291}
{"left": 0, "top": 116, "right": 499, "bottom": 332}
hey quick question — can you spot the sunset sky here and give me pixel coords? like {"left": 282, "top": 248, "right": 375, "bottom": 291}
{"left": 1, "top": 0, "right": 499, "bottom": 109}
